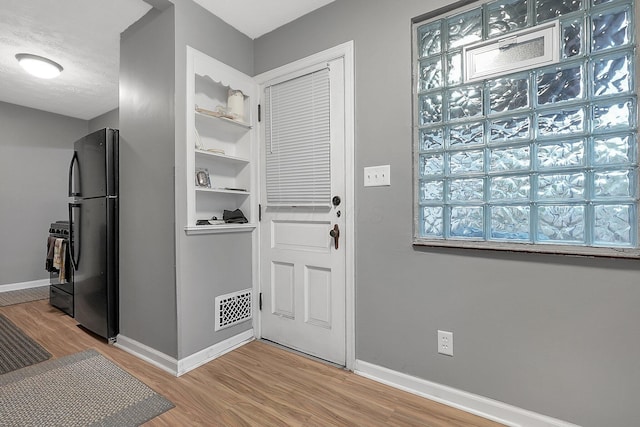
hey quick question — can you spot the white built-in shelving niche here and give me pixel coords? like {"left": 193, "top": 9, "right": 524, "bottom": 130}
{"left": 185, "top": 46, "right": 258, "bottom": 235}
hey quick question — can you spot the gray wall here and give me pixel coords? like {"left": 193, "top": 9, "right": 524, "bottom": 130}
{"left": 119, "top": 6, "right": 178, "bottom": 357}
{"left": 88, "top": 108, "right": 119, "bottom": 132}
{"left": 0, "top": 101, "right": 87, "bottom": 286}
{"left": 174, "top": 0, "right": 253, "bottom": 76}
{"left": 173, "top": 0, "right": 254, "bottom": 358}
{"left": 117, "top": 0, "right": 254, "bottom": 360}
{"left": 254, "top": 1, "right": 640, "bottom": 426}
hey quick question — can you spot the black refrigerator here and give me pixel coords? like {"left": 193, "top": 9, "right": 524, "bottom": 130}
{"left": 68, "top": 128, "right": 119, "bottom": 342}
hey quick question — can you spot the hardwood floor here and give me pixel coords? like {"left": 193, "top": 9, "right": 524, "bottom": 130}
{"left": 1, "top": 299, "right": 503, "bottom": 426}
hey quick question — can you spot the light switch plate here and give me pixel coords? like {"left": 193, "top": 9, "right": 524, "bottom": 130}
{"left": 364, "top": 165, "right": 391, "bottom": 187}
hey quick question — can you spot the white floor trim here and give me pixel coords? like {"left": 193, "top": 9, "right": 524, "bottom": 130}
{"left": 115, "top": 334, "right": 179, "bottom": 376}
{"left": 177, "top": 329, "right": 254, "bottom": 376}
{"left": 354, "top": 360, "right": 580, "bottom": 427}
{"left": 0, "top": 278, "right": 50, "bottom": 292}
{"left": 116, "top": 329, "right": 255, "bottom": 377}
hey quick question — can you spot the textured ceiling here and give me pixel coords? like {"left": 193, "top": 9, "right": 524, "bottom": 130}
{"left": 0, "top": 0, "right": 333, "bottom": 121}
{"left": 0, "top": 0, "right": 151, "bottom": 120}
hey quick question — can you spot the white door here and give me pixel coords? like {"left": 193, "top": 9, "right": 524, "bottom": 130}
{"left": 260, "top": 57, "right": 346, "bottom": 365}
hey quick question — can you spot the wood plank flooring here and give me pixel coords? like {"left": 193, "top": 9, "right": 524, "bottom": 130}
{"left": 1, "top": 300, "right": 503, "bottom": 426}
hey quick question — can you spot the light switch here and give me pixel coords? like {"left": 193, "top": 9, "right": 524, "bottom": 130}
{"left": 364, "top": 165, "right": 391, "bottom": 187}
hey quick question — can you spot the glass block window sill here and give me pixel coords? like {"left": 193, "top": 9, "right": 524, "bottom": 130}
{"left": 413, "top": 238, "right": 640, "bottom": 259}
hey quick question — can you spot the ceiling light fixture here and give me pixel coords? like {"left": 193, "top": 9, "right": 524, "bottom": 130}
{"left": 15, "top": 53, "right": 63, "bottom": 79}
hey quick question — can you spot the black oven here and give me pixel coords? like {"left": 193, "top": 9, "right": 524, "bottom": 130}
{"left": 48, "top": 221, "right": 73, "bottom": 316}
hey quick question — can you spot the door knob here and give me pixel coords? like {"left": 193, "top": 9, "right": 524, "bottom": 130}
{"left": 329, "top": 224, "right": 340, "bottom": 250}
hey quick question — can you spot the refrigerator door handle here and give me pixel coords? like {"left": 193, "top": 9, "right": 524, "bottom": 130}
{"left": 68, "top": 202, "right": 81, "bottom": 270}
{"left": 68, "top": 151, "right": 81, "bottom": 197}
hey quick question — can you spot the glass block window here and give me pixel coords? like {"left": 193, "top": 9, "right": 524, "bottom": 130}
{"left": 413, "top": 0, "right": 639, "bottom": 257}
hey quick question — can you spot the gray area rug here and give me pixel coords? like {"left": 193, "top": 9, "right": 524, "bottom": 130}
{"left": 0, "top": 314, "right": 51, "bottom": 375}
{"left": 0, "top": 349, "right": 175, "bottom": 426}
{"left": 0, "top": 286, "right": 49, "bottom": 307}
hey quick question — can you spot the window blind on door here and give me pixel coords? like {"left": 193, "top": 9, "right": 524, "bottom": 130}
{"left": 265, "top": 68, "right": 331, "bottom": 206}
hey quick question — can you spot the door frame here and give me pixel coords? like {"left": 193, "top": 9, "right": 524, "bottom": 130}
{"left": 254, "top": 41, "right": 355, "bottom": 370}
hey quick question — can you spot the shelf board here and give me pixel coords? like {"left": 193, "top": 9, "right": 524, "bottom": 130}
{"left": 195, "top": 187, "right": 250, "bottom": 195}
{"left": 184, "top": 223, "right": 256, "bottom": 235}
{"left": 195, "top": 149, "right": 249, "bottom": 164}
{"left": 195, "top": 111, "right": 251, "bottom": 129}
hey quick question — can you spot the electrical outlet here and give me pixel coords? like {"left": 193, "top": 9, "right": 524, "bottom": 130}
{"left": 437, "top": 330, "right": 453, "bottom": 356}
{"left": 364, "top": 165, "right": 391, "bottom": 187}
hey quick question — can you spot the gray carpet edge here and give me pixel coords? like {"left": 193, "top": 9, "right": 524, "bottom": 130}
{"left": 0, "top": 348, "right": 175, "bottom": 426}
{"left": 0, "top": 348, "right": 94, "bottom": 387}
{"left": 0, "top": 286, "right": 50, "bottom": 307}
{"left": 89, "top": 393, "right": 176, "bottom": 427}
{"left": 0, "top": 314, "right": 51, "bottom": 375}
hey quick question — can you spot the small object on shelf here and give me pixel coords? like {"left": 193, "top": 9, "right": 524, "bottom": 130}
{"left": 203, "top": 147, "right": 225, "bottom": 155}
{"left": 223, "top": 208, "right": 248, "bottom": 224}
{"left": 195, "top": 104, "right": 240, "bottom": 121}
{"left": 195, "top": 104, "right": 250, "bottom": 127}
{"left": 195, "top": 104, "right": 224, "bottom": 118}
{"left": 227, "top": 89, "right": 244, "bottom": 121}
{"left": 195, "top": 168, "right": 211, "bottom": 188}
{"left": 224, "top": 187, "right": 247, "bottom": 192}
{"left": 196, "top": 216, "right": 226, "bottom": 226}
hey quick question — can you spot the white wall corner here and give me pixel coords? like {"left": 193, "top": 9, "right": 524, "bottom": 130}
{"left": 115, "top": 335, "right": 179, "bottom": 376}
{"left": 0, "top": 278, "right": 50, "bottom": 292}
{"left": 116, "top": 329, "right": 255, "bottom": 377}
{"left": 353, "top": 360, "right": 581, "bottom": 427}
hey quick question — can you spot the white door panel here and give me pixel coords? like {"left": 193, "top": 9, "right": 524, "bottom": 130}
{"left": 272, "top": 219, "right": 331, "bottom": 252}
{"left": 305, "top": 265, "right": 332, "bottom": 328}
{"left": 271, "top": 261, "right": 294, "bottom": 318}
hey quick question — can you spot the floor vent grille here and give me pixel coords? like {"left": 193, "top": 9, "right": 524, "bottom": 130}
{"left": 215, "top": 289, "right": 252, "bottom": 331}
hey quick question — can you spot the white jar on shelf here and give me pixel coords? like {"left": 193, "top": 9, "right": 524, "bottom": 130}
{"left": 227, "top": 89, "right": 244, "bottom": 121}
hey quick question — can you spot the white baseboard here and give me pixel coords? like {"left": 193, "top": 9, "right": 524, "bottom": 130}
{"left": 0, "top": 278, "right": 50, "bottom": 292}
{"left": 177, "top": 329, "right": 254, "bottom": 376}
{"left": 115, "top": 335, "right": 179, "bottom": 376}
{"left": 354, "top": 360, "right": 580, "bottom": 427}
{"left": 116, "top": 329, "right": 255, "bottom": 377}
